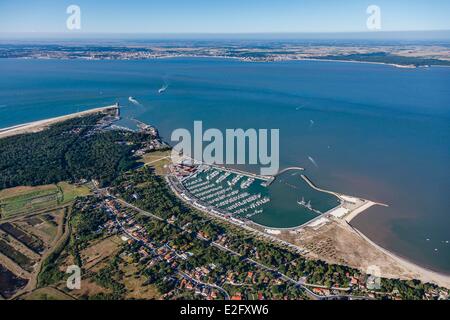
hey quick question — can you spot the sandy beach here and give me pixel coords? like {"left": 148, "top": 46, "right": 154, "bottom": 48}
{"left": 0, "top": 105, "right": 118, "bottom": 139}
{"left": 276, "top": 217, "right": 450, "bottom": 289}
{"left": 349, "top": 223, "right": 450, "bottom": 289}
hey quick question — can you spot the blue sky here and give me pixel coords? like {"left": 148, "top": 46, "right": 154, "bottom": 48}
{"left": 0, "top": 0, "right": 449, "bottom": 33}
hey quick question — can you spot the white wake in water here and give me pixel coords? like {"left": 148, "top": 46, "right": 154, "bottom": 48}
{"left": 158, "top": 84, "right": 168, "bottom": 94}
{"left": 128, "top": 96, "right": 142, "bottom": 106}
{"left": 308, "top": 156, "right": 319, "bottom": 168}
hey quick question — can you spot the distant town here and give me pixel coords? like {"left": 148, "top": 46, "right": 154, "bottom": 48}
{"left": 1, "top": 40, "right": 450, "bottom": 67}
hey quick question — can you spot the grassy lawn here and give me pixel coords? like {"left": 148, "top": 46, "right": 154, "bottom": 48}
{"left": 140, "top": 150, "right": 172, "bottom": 175}
{"left": 57, "top": 182, "right": 91, "bottom": 205}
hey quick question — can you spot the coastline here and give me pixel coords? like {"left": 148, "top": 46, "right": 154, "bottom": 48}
{"left": 0, "top": 105, "right": 118, "bottom": 139}
{"left": 348, "top": 223, "right": 450, "bottom": 288}
{"left": 294, "top": 57, "right": 419, "bottom": 69}
{"left": 2, "top": 107, "right": 449, "bottom": 289}
{"left": 4, "top": 55, "right": 450, "bottom": 69}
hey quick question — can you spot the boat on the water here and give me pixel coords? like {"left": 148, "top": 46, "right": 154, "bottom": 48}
{"left": 297, "top": 197, "right": 321, "bottom": 214}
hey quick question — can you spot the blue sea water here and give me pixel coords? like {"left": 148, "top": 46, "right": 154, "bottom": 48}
{"left": 0, "top": 58, "right": 449, "bottom": 273}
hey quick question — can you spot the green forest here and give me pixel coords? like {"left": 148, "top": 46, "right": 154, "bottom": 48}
{"left": 0, "top": 115, "right": 149, "bottom": 189}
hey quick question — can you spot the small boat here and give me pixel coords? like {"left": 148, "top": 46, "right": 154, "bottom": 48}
{"left": 297, "top": 197, "right": 320, "bottom": 214}
{"left": 297, "top": 197, "right": 306, "bottom": 205}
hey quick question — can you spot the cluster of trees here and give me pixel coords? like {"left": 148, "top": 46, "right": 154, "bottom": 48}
{"left": 218, "top": 230, "right": 355, "bottom": 288}
{"left": 143, "top": 260, "right": 177, "bottom": 295}
{"left": 38, "top": 230, "right": 71, "bottom": 287}
{"left": 380, "top": 278, "right": 440, "bottom": 300}
{"left": 93, "top": 257, "right": 126, "bottom": 299}
{"left": 0, "top": 114, "right": 146, "bottom": 189}
{"left": 316, "top": 52, "right": 450, "bottom": 67}
{"left": 133, "top": 217, "right": 301, "bottom": 299}
{"left": 113, "top": 170, "right": 185, "bottom": 220}
{"left": 71, "top": 196, "right": 109, "bottom": 247}
{"left": 63, "top": 195, "right": 115, "bottom": 279}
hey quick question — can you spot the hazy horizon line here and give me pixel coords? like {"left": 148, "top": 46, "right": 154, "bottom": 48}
{"left": 1, "top": 29, "right": 450, "bottom": 39}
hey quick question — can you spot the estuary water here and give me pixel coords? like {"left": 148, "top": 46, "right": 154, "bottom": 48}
{"left": 0, "top": 58, "right": 448, "bottom": 273}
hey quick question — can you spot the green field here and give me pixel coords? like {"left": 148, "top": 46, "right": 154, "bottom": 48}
{"left": 0, "top": 185, "right": 59, "bottom": 219}
{"left": 0, "top": 183, "right": 91, "bottom": 219}
{"left": 140, "top": 150, "right": 171, "bottom": 175}
{"left": 57, "top": 182, "right": 91, "bottom": 205}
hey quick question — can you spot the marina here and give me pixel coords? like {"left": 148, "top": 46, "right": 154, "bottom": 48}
{"left": 177, "top": 164, "right": 272, "bottom": 221}
{"left": 169, "top": 160, "right": 357, "bottom": 228}
{"left": 168, "top": 157, "right": 391, "bottom": 239}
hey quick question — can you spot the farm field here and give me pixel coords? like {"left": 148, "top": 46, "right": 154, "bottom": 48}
{"left": 0, "top": 182, "right": 91, "bottom": 219}
{"left": 0, "top": 185, "right": 59, "bottom": 219}
{"left": 0, "top": 263, "right": 28, "bottom": 299}
{"left": 0, "top": 183, "right": 89, "bottom": 299}
{"left": 0, "top": 239, "right": 35, "bottom": 272}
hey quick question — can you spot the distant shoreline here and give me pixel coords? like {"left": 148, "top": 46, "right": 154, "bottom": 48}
{"left": 161, "top": 55, "right": 450, "bottom": 68}
{"left": 2, "top": 55, "right": 450, "bottom": 69}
